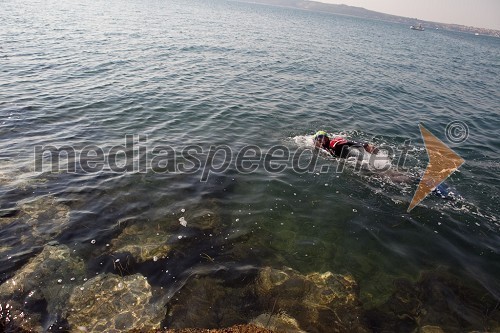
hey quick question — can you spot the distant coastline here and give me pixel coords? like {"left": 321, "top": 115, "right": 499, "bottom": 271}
{"left": 236, "top": 0, "right": 500, "bottom": 38}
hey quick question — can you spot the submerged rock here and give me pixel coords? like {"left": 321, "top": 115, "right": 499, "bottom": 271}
{"left": 0, "top": 196, "right": 71, "bottom": 253}
{"left": 0, "top": 245, "right": 9, "bottom": 257}
{"left": 111, "top": 223, "right": 172, "bottom": 263}
{"left": 420, "top": 326, "right": 445, "bottom": 333}
{"left": 251, "top": 313, "right": 304, "bottom": 333}
{"left": 67, "top": 273, "right": 165, "bottom": 332}
{"left": 0, "top": 164, "right": 46, "bottom": 191}
{"left": 165, "top": 275, "right": 257, "bottom": 329}
{"left": 166, "top": 266, "right": 368, "bottom": 333}
{"left": 183, "top": 206, "right": 222, "bottom": 231}
{"left": 110, "top": 201, "right": 223, "bottom": 264}
{"left": 131, "top": 324, "right": 276, "bottom": 332}
{"left": 255, "top": 267, "right": 368, "bottom": 333}
{"left": 0, "top": 244, "right": 85, "bottom": 331}
{"left": 365, "top": 269, "right": 500, "bottom": 332}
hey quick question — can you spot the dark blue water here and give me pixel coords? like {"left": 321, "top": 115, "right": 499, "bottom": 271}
{"left": 1, "top": 0, "right": 499, "bottom": 331}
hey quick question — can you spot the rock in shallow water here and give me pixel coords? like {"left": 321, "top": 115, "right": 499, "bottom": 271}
{"left": 251, "top": 313, "right": 304, "bottom": 333}
{"left": 111, "top": 223, "right": 172, "bottom": 263}
{"left": 364, "top": 269, "right": 500, "bottom": 332}
{"left": 419, "top": 326, "right": 445, "bottom": 333}
{"left": 165, "top": 275, "right": 256, "bottom": 329}
{"left": 0, "top": 196, "right": 71, "bottom": 257}
{"left": 67, "top": 273, "right": 165, "bottom": 332}
{"left": 183, "top": 207, "right": 222, "bottom": 231}
{"left": 0, "top": 244, "right": 85, "bottom": 331}
{"left": 129, "top": 324, "right": 275, "bottom": 332}
{"left": 165, "top": 266, "right": 368, "bottom": 333}
{"left": 255, "top": 267, "right": 369, "bottom": 333}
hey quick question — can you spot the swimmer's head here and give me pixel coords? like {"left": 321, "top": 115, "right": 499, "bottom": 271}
{"left": 314, "top": 130, "right": 328, "bottom": 140}
{"left": 314, "top": 131, "right": 329, "bottom": 147}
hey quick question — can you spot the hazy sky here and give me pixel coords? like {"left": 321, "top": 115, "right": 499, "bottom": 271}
{"left": 319, "top": 0, "right": 500, "bottom": 30}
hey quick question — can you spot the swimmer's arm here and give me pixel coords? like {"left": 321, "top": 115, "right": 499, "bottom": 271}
{"left": 363, "top": 143, "right": 379, "bottom": 154}
{"left": 346, "top": 141, "right": 379, "bottom": 154}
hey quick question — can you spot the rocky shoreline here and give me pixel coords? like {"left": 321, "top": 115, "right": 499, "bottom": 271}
{"left": 1, "top": 196, "right": 499, "bottom": 332}
{"left": 2, "top": 242, "right": 499, "bottom": 332}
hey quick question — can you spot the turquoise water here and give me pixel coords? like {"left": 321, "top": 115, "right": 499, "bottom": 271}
{"left": 1, "top": 0, "right": 499, "bottom": 331}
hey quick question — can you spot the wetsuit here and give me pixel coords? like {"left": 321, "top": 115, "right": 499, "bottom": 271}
{"left": 326, "top": 137, "right": 366, "bottom": 158}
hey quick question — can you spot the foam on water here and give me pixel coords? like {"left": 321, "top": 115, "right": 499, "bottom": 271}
{"left": 293, "top": 134, "right": 315, "bottom": 149}
{"left": 292, "top": 133, "right": 499, "bottom": 227}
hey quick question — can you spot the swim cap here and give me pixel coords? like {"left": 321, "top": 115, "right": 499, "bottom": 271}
{"left": 314, "top": 131, "right": 327, "bottom": 139}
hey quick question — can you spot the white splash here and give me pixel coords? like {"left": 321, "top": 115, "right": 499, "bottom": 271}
{"left": 293, "top": 135, "right": 315, "bottom": 148}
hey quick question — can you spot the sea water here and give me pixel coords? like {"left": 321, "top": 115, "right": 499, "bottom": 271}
{"left": 1, "top": 0, "right": 499, "bottom": 331}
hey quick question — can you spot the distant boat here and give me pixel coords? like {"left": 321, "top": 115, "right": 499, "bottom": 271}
{"left": 410, "top": 23, "right": 425, "bottom": 31}
{"left": 475, "top": 33, "right": 479, "bottom": 36}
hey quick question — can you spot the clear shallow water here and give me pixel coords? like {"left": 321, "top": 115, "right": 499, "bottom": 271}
{"left": 1, "top": 0, "right": 500, "bottom": 331}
